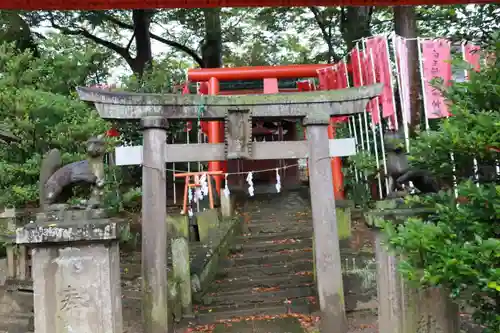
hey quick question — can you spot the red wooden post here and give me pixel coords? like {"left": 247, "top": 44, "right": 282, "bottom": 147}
{"left": 207, "top": 77, "right": 225, "bottom": 194}
{"left": 328, "top": 120, "right": 345, "bottom": 200}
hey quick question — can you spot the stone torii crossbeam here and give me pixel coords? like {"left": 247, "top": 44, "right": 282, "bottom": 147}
{"left": 77, "top": 83, "right": 383, "bottom": 333}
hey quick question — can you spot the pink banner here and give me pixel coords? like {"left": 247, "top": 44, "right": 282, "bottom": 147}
{"left": 365, "top": 36, "right": 396, "bottom": 119}
{"left": 325, "top": 67, "right": 337, "bottom": 90}
{"left": 349, "top": 47, "right": 380, "bottom": 124}
{"left": 350, "top": 48, "right": 363, "bottom": 87}
{"left": 394, "top": 35, "right": 411, "bottom": 124}
{"left": 462, "top": 43, "right": 481, "bottom": 77}
{"left": 317, "top": 67, "right": 348, "bottom": 122}
{"left": 421, "top": 38, "right": 452, "bottom": 119}
{"left": 316, "top": 68, "right": 328, "bottom": 90}
{"left": 362, "top": 51, "right": 380, "bottom": 124}
{"left": 336, "top": 62, "right": 348, "bottom": 89}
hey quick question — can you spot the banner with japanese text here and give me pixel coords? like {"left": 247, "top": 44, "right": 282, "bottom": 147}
{"left": 462, "top": 43, "right": 481, "bottom": 79}
{"left": 394, "top": 35, "right": 411, "bottom": 124}
{"left": 365, "top": 36, "right": 396, "bottom": 120}
{"left": 420, "top": 38, "right": 452, "bottom": 119}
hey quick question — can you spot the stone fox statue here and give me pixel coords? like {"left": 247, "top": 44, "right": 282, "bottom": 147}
{"left": 39, "top": 135, "right": 106, "bottom": 208}
{"left": 384, "top": 131, "right": 440, "bottom": 195}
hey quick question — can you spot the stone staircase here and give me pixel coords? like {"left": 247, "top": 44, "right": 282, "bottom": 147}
{"left": 193, "top": 190, "right": 318, "bottom": 324}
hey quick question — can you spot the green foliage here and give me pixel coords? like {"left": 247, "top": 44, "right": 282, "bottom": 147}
{"left": 408, "top": 36, "right": 499, "bottom": 187}
{"left": 344, "top": 151, "right": 379, "bottom": 207}
{"left": 382, "top": 36, "right": 500, "bottom": 331}
{"left": 382, "top": 183, "right": 500, "bottom": 331}
{"left": 0, "top": 41, "right": 110, "bottom": 207}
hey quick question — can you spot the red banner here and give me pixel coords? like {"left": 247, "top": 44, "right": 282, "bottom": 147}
{"left": 318, "top": 67, "right": 348, "bottom": 123}
{"left": 197, "top": 82, "right": 209, "bottom": 95}
{"left": 296, "top": 80, "right": 314, "bottom": 91}
{"left": 462, "top": 43, "right": 481, "bottom": 79}
{"left": 365, "top": 36, "right": 396, "bottom": 120}
{"left": 362, "top": 50, "right": 380, "bottom": 125}
{"left": 394, "top": 35, "right": 411, "bottom": 124}
{"left": 349, "top": 47, "right": 379, "bottom": 124}
{"left": 335, "top": 62, "right": 348, "bottom": 89}
{"left": 350, "top": 48, "right": 363, "bottom": 87}
{"left": 420, "top": 38, "right": 452, "bottom": 119}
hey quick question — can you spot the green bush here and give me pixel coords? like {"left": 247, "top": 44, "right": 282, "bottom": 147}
{"left": 381, "top": 36, "right": 500, "bottom": 331}
{"left": 0, "top": 41, "right": 112, "bottom": 207}
{"left": 383, "top": 183, "right": 500, "bottom": 330}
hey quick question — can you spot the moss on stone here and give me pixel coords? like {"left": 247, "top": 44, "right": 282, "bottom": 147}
{"left": 166, "top": 215, "right": 189, "bottom": 238}
{"left": 196, "top": 209, "right": 220, "bottom": 244}
{"left": 336, "top": 207, "right": 351, "bottom": 240}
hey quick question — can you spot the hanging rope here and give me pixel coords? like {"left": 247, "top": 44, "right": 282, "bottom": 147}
{"left": 197, "top": 94, "right": 206, "bottom": 123}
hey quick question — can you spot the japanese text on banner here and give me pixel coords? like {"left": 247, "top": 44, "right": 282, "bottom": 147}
{"left": 421, "top": 38, "right": 452, "bottom": 119}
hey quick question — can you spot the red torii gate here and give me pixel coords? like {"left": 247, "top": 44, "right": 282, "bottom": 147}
{"left": 1, "top": 0, "right": 493, "bottom": 9}
{"left": 186, "top": 64, "right": 348, "bottom": 199}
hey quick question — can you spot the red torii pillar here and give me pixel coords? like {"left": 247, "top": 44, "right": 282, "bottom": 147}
{"left": 328, "top": 119, "right": 345, "bottom": 200}
{"left": 207, "top": 77, "right": 226, "bottom": 194}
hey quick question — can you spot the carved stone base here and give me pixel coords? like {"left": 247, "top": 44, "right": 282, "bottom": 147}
{"left": 15, "top": 210, "right": 125, "bottom": 333}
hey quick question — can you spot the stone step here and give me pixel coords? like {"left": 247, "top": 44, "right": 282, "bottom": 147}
{"left": 211, "top": 273, "right": 314, "bottom": 293}
{"left": 218, "top": 259, "right": 314, "bottom": 279}
{"left": 236, "top": 229, "right": 312, "bottom": 242}
{"left": 235, "top": 237, "right": 313, "bottom": 253}
{"left": 227, "top": 248, "right": 313, "bottom": 267}
{"left": 242, "top": 223, "right": 313, "bottom": 234}
{"left": 202, "top": 285, "right": 316, "bottom": 307}
{"left": 193, "top": 296, "right": 316, "bottom": 325}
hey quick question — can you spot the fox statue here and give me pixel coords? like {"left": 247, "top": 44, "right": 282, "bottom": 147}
{"left": 39, "top": 135, "right": 106, "bottom": 209}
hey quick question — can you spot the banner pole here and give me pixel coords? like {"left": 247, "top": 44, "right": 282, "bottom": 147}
{"left": 367, "top": 45, "right": 388, "bottom": 197}
{"left": 417, "top": 37, "right": 430, "bottom": 131}
{"left": 392, "top": 33, "right": 411, "bottom": 152}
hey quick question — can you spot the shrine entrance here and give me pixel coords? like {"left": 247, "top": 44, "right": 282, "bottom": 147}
{"left": 78, "top": 83, "right": 382, "bottom": 333}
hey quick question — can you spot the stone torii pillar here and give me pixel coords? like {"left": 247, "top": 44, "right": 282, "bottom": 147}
{"left": 140, "top": 116, "right": 169, "bottom": 333}
{"left": 304, "top": 112, "right": 347, "bottom": 331}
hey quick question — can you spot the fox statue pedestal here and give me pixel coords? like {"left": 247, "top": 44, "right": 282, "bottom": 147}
{"left": 15, "top": 207, "right": 125, "bottom": 333}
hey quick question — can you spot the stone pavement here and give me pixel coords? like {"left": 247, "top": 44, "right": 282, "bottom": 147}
{"left": 212, "top": 317, "right": 306, "bottom": 333}
{"left": 187, "top": 310, "right": 379, "bottom": 333}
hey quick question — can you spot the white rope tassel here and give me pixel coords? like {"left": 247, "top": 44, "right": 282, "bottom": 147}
{"left": 275, "top": 168, "right": 281, "bottom": 193}
{"left": 223, "top": 173, "right": 231, "bottom": 199}
{"left": 246, "top": 171, "right": 254, "bottom": 197}
{"left": 187, "top": 188, "right": 195, "bottom": 216}
{"left": 199, "top": 173, "right": 209, "bottom": 197}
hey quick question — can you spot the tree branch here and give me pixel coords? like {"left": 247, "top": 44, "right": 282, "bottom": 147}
{"left": 309, "top": 6, "right": 338, "bottom": 63}
{"left": 309, "top": 7, "right": 330, "bottom": 43}
{"left": 99, "top": 13, "right": 204, "bottom": 67}
{"left": 48, "top": 14, "right": 134, "bottom": 68}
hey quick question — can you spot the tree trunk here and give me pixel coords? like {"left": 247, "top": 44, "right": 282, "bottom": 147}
{"left": 341, "top": 7, "right": 373, "bottom": 51}
{"left": 131, "top": 9, "right": 153, "bottom": 76}
{"left": 202, "top": 8, "right": 222, "bottom": 68}
{"left": 394, "top": 6, "right": 421, "bottom": 134}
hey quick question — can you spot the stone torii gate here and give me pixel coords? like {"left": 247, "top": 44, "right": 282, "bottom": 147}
{"left": 77, "top": 84, "right": 382, "bottom": 333}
